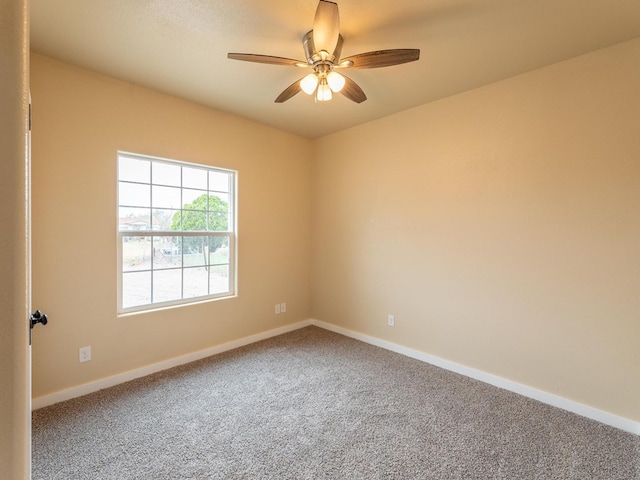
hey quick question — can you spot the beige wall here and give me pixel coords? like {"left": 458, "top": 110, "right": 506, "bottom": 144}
{"left": 0, "top": 0, "right": 31, "bottom": 477}
{"left": 312, "top": 39, "right": 640, "bottom": 421}
{"left": 30, "top": 54, "right": 313, "bottom": 398}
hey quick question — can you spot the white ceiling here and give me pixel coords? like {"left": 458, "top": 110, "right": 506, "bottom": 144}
{"left": 30, "top": 0, "right": 640, "bottom": 139}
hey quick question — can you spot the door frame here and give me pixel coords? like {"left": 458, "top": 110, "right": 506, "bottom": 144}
{"left": 0, "top": 0, "right": 32, "bottom": 478}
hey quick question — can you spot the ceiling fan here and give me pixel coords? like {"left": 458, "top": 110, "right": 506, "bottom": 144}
{"left": 228, "top": 0, "right": 420, "bottom": 104}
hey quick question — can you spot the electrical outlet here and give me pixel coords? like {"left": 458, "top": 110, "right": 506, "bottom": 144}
{"left": 79, "top": 346, "right": 91, "bottom": 363}
{"left": 280, "top": 302, "right": 287, "bottom": 313}
{"left": 387, "top": 314, "right": 395, "bottom": 327}
{"left": 275, "top": 304, "right": 281, "bottom": 314}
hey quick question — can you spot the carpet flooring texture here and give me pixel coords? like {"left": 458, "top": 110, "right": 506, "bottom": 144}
{"left": 32, "top": 326, "right": 639, "bottom": 479}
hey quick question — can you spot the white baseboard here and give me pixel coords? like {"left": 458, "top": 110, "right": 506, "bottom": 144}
{"left": 310, "top": 319, "right": 639, "bottom": 436}
{"left": 32, "top": 317, "right": 639, "bottom": 436}
{"left": 31, "top": 320, "right": 312, "bottom": 410}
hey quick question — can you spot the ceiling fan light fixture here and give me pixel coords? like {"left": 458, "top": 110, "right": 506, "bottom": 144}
{"left": 327, "top": 71, "right": 345, "bottom": 92}
{"left": 300, "top": 73, "right": 319, "bottom": 95}
{"left": 316, "top": 79, "right": 332, "bottom": 102}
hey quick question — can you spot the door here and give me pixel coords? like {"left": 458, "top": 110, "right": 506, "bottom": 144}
{"left": 0, "top": 0, "right": 32, "bottom": 478}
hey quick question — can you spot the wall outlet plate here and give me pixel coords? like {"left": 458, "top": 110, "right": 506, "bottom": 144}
{"left": 79, "top": 346, "right": 91, "bottom": 363}
{"left": 387, "top": 314, "right": 395, "bottom": 327}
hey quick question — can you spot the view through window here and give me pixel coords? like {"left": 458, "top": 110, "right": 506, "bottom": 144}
{"left": 117, "top": 152, "right": 236, "bottom": 313}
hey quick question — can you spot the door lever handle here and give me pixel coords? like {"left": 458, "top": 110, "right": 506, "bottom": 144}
{"left": 29, "top": 310, "right": 48, "bottom": 329}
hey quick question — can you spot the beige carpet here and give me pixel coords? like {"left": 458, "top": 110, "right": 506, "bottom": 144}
{"left": 32, "top": 326, "right": 639, "bottom": 479}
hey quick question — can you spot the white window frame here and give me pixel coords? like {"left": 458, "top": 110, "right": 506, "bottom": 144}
{"left": 117, "top": 151, "right": 237, "bottom": 314}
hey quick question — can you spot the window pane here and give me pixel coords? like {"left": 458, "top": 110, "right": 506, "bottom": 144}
{"left": 152, "top": 269, "right": 182, "bottom": 303}
{"left": 119, "top": 182, "right": 150, "bottom": 208}
{"left": 122, "top": 236, "right": 151, "bottom": 272}
{"left": 183, "top": 189, "right": 206, "bottom": 208}
{"left": 119, "top": 157, "right": 150, "bottom": 183}
{"left": 153, "top": 236, "right": 182, "bottom": 269}
{"left": 152, "top": 209, "right": 179, "bottom": 231}
{"left": 208, "top": 193, "right": 229, "bottom": 231}
{"left": 153, "top": 162, "right": 180, "bottom": 187}
{"left": 208, "top": 211, "right": 229, "bottom": 231}
{"left": 208, "top": 193, "right": 229, "bottom": 212}
{"left": 209, "top": 171, "right": 229, "bottom": 192}
{"left": 152, "top": 185, "right": 181, "bottom": 209}
{"left": 182, "top": 211, "right": 207, "bottom": 231}
{"left": 183, "top": 236, "right": 208, "bottom": 265}
{"left": 119, "top": 208, "right": 151, "bottom": 232}
{"left": 122, "top": 271, "right": 151, "bottom": 308}
{"left": 183, "top": 167, "right": 208, "bottom": 190}
{"left": 184, "top": 267, "right": 208, "bottom": 298}
{"left": 209, "top": 265, "right": 230, "bottom": 295}
{"left": 209, "top": 237, "right": 229, "bottom": 264}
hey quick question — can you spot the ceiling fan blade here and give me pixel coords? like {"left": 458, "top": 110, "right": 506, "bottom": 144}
{"left": 340, "top": 75, "right": 367, "bottom": 103}
{"left": 227, "top": 53, "right": 307, "bottom": 67}
{"left": 340, "top": 49, "right": 420, "bottom": 69}
{"left": 275, "top": 79, "right": 304, "bottom": 103}
{"left": 313, "top": 0, "right": 340, "bottom": 56}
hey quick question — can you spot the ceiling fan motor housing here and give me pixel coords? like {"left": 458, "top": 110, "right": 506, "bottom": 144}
{"left": 303, "top": 31, "right": 343, "bottom": 67}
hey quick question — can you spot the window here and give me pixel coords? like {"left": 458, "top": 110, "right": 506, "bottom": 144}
{"left": 117, "top": 152, "right": 236, "bottom": 313}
